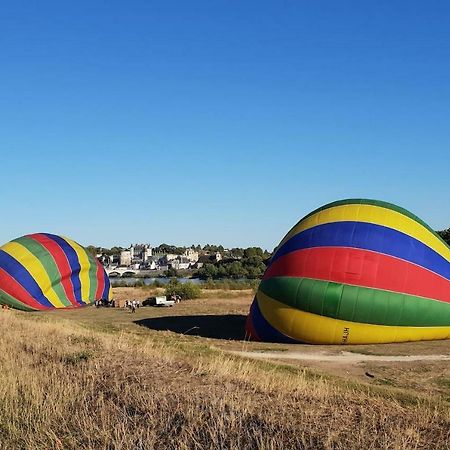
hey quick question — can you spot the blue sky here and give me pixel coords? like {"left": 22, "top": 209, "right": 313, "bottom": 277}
{"left": 1, "top": 1, "right": 449, "bottom": 250}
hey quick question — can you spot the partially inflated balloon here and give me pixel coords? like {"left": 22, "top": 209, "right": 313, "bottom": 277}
{"left": 0, "top": 233, "right": 111, "bottom": 311}
{"left": 246, "top": 199, "right": 450, "bottom": 344}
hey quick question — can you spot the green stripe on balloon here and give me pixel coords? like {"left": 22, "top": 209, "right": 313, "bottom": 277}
{"left": 85, "top": 251, "right": 100, "bottom": 301}
{"left": 0, "top": 289, "right": 36, "bottom": 311}
{"left": 13, "top": 237, "right": 72, "bottom": 307}
{"left": 259, "top": 276, "right": 450, "bottom": 327}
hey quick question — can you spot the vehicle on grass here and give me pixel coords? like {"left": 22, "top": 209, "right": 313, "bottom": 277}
{"left": 143, "top": 296, "right": 175, "bottom": 307}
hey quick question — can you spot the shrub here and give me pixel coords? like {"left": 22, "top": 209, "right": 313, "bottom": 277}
{"left": 151, "top": 279, "right": 163, "bottom": 288}
{"left": 202, "top": 279, "right": 260, "bottom": 291}
{"left": 164, "top": 267, "right": 179, "bottom": 278}
{"left": 165, "top": 280, "right": 201, "bottom": 300}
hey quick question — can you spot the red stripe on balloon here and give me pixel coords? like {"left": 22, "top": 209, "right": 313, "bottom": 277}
{"left": 95, "top": 261, "right": 106, "bottom": 299}
{"left": 263, "top": 247, "right": 450, "bottom": 304}
{"left": 245, "top": 314, "right": 260, "bottom": 341}
{"left": 0, "top": 268, "right": 49, "bottom": 310}
{"left": 27, "top": 233, "right": 78, "bottom": 306}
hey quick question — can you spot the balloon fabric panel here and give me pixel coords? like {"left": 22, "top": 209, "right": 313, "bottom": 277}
{"left": 246, "top": 199, "right": 450, "bottom": 344}
{"left": 0, "top": 233, "right": 112, "bottom": 311}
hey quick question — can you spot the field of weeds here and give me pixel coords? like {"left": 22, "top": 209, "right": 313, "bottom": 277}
{"left": 1, "top": 299, "right": 450, "bottom": 450}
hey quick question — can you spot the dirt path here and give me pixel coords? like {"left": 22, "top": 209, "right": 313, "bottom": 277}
{"left": 232, "top": 350, "right": 450, "bottom": 364}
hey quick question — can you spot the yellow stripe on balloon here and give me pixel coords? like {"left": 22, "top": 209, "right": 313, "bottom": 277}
{"left": 1, "top": 242, "right": 66, "bottom": 308}
{"left": 62, "top": 237, "right": 91, "bottom": 304}
{"left": 278, "top": 204, "right": 450, "bottom": 262}
{"left": 257, "top": 291, "right": 450, "bottom": 344}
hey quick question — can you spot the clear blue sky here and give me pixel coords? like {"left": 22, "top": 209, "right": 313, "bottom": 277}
{"left": 1, "top": 1, "right": 449, "bottom": 250}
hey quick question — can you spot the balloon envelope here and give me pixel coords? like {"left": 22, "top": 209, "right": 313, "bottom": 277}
{"left": 0, "top": 233, "right": 111, "bottom": 311}
{"left": 246, "top": 199, "right": 450, "bottom": 344}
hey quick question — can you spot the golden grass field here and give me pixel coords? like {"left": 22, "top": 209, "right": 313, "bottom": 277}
{"left": 0, "top": 286, "right": 449, "bottom": 449}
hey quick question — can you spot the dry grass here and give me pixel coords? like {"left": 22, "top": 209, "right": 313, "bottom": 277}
{"left": 0, "top": 309, "right": 450, "bottom": 450}
{"left": 109, "top": 286, "right": 252, "bottom": 308}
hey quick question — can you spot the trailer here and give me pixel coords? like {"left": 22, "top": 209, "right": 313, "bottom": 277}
{"left": 143, "top": 295, "right": 175, "bottom": 307}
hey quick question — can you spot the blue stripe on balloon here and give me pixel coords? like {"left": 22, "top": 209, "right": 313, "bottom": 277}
{"left": 0, "top": 250, "right": 54, "bottom": 308}
{"left": 102, "top": 269, "right": 110, "bottom": 300}
{"left": 42, "top": 233, "right": 83, "bottom": 304}
{"left": 250, "top": 296, "right": 299, "bottom": 344}
{"left": 271, "top": 221, "right": 450, "bottom": 281}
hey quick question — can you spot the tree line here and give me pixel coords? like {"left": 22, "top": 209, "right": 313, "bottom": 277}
{"left": 437, "top": 228, "right": 450, "bottom": 246}
{"left": 195, "top": 247, "right": 271, "bottom": 280}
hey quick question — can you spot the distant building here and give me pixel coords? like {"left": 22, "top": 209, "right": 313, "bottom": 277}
{"left": 194, "top": 252, "right": 222, "bottom": 268}
{"left": 130, "top": 244, "right": 152, "bottom": 262}
{"left": 98, "top": 254, "right": 114, "bottom": 267}
{"left": 169, "top": 256, "right": 191, "bottom": 270}
{"left": 184, "top": 248, "right": 199, "bottom": 262}
{"left": 120, "top": 249, "right": 132, "bottom": 266}
{"left": 157, "top": 254, "right": 178, "bottom": 266}
{"left": 120, "top": 244, "right": 152, "bottom": 267}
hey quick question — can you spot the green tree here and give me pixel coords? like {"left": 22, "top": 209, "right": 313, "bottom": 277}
{"left": 198, "top": 263, "right": 218, "bottom": 279}
{"left": 243, "top": 247, "right": 264, "bottom": 259}
{"left": 227, "top": 261, "right": 246, "bottom": 279}
{"left": 154, "top": 244, "right": 185, "bottom": 255}
{"left": 86, "top": 245, "right": 98, "bottom": 256}
{"left": 230, "top": 248, "right": 244, "bottom": 259}
{"left": 164, "top": 267, "right": 179, "bottom": 278}
{"left": 437, "top": 228, "right": 450, "bottom": 246}
{"left": 165, "top": 280, "right": 201, "bottom": 300}
{"left": 203, "top": 244, "right": 224, "bottom": 253}
{"left": 217, "top": 264, "right": 228, "bottom": 278}
{"left": 246, "top": 265, "right": 265, "bottom": 279}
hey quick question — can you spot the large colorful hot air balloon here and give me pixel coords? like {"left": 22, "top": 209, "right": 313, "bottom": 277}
{"left": 0, "top": 233, "right": 111, "bottom": 311}
{"left": 246, "top": 199, "right": 450, "bottom": 344}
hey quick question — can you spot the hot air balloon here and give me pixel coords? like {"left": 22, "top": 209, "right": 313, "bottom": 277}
{"left": 246, "top": 199, "right": 450, "bottom": 344}
{"left": 0, "top": 233, "right": 111, "bottom": 311}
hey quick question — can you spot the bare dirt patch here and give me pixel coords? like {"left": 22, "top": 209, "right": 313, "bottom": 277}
{"left": 232, "top": 350, "right": 450, "bottom": 363}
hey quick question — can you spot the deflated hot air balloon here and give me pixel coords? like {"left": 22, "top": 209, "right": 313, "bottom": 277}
{"left": 246, "top": 199, "right": 450, "bottom": 344}
{"left": 0, "top": 233, "right": 111, "bottom": 311}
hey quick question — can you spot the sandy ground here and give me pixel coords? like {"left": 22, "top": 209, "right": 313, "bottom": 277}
{"left": 232, "top": 349, "right": 450, "bottom": 363}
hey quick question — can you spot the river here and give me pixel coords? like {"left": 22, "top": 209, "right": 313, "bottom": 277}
{"left": 109, "top": 277, "right": 204, "bottom": 286}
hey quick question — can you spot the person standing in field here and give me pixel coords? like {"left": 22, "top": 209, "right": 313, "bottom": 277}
{"left": 131, "top": 300, "right": 136, "bottom": 313}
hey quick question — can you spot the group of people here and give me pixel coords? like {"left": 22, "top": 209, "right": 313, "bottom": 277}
{"left": 169, "top": 294, "right": 182, "bottom": 303}
{"left": 94, "top": 298, "right": 115, "bottom": 308}
{"left": 93, "top": 298, "right": 140, "bottom": 312}
{"left": 124, "top": 299, "right": 140, "bottom": 313}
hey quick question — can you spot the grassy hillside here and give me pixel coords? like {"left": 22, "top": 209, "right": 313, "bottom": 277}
{"left": 0, "top": 293, "right": 449, "bottom": 449}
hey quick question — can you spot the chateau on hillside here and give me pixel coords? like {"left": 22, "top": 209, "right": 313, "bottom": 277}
{"left": 106, "top": 244, "right": 214, "bottom": 271}
{"left": 120, "top": 244, "right": 152, "bottom": 267}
